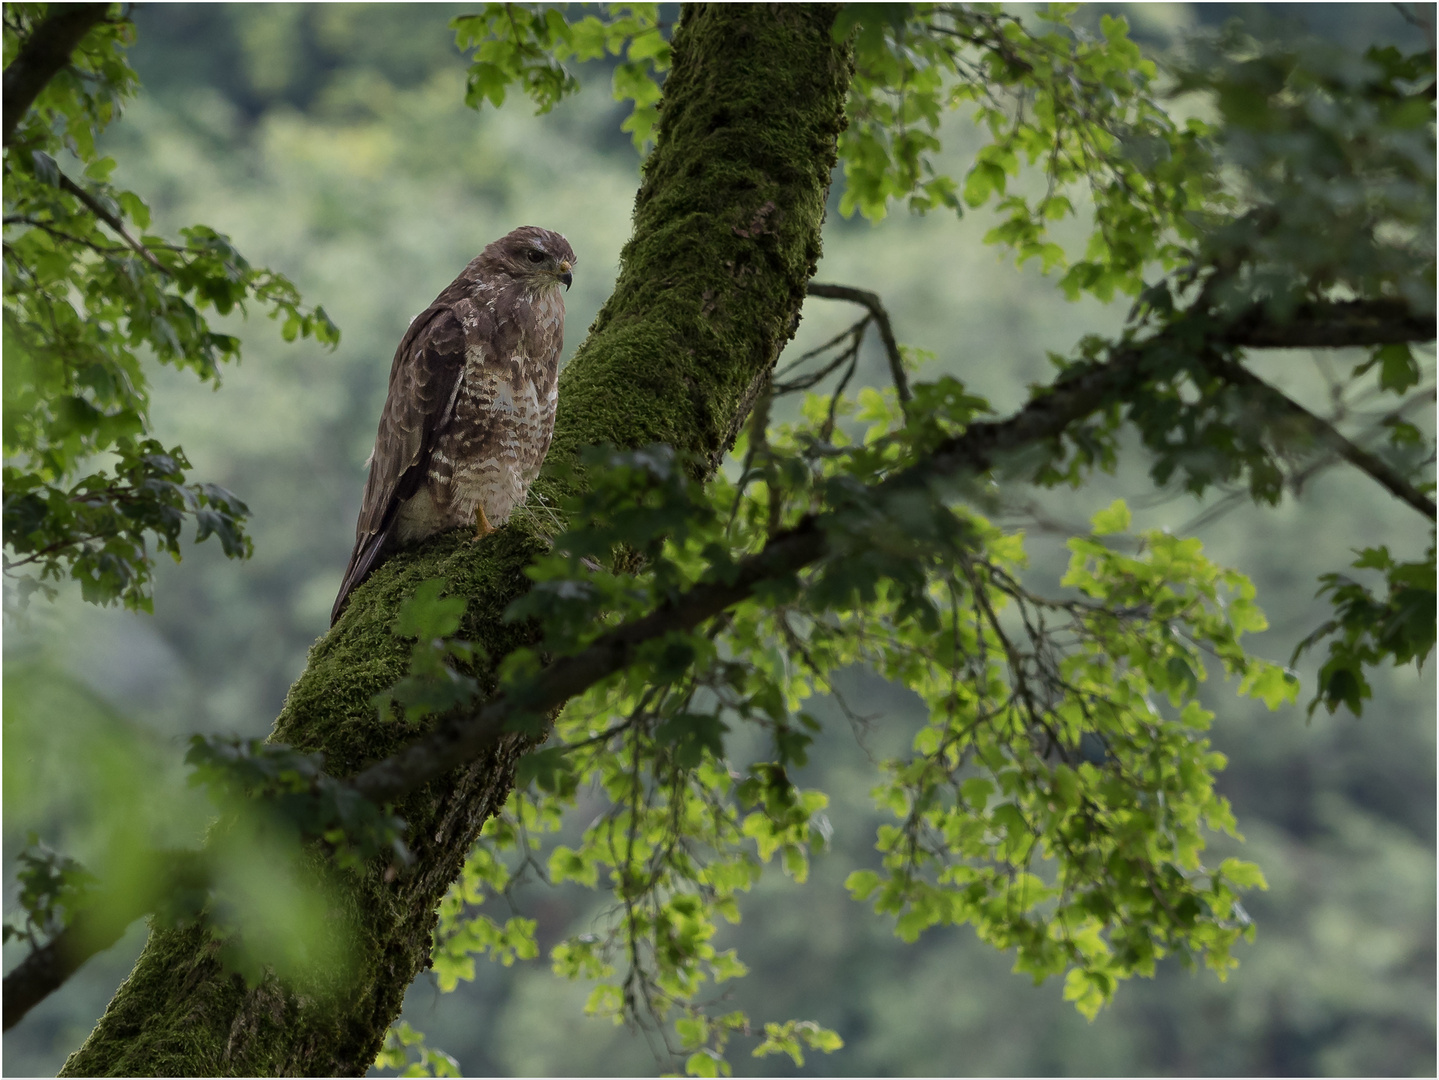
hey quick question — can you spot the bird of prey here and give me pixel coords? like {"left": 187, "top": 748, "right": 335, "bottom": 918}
{"left": 331, "top": 226, "right": 575, "bottom": 625}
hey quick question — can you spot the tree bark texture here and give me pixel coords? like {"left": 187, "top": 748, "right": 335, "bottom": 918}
{"left": 60, "top": 5, "right": 849, "bottom": 1075}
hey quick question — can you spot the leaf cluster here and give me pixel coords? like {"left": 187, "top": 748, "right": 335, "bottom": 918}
{"left": 3, "top": 2, "right": 339, "bottom": 610}
{"left": 185, "top": 735, "right": 410, "bottom": 873}
{"left": 371, "top": 579, "right": 484, "bottom": 726}
{"left": 409, "top": 350, "right": 1297, "bottom": 1069}
{"left": 1, "top": 836, "right": 97, "bottom": 949}
{"left": 3, "top": 441, "right": 250, "bottom": 607}
{"left": 452, "top": 3, "right": 669, "bottom": 151}
{"left": 836, "top": 3, "right": 1219, "bottom": 304}
{"left": 374, "top": 1021, "right": 463, "bottom": 1079}
{"left": 1174, "top": 26, "right": 1437, "bottom": 320}
{"left": 1293, "top": 543, "right": 1436, "bottom": 716}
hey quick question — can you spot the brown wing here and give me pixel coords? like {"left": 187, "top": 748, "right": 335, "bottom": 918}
{"left": 331, "top": 304, "right": 467, "bottom": 625}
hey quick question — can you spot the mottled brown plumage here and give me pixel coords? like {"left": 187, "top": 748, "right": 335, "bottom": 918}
{"left": 332, "top": 226, "right": 575, "bottom": 625}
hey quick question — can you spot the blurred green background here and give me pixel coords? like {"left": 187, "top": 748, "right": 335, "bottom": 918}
{"left": 3, "top": 4, "right": 1433, "bottom": 1075}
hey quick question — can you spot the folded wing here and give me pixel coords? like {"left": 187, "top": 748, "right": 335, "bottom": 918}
{"left": 331, "top": 305, "right": 467, "bottom": 625}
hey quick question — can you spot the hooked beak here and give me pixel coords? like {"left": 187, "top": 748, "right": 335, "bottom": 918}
{"left": 559, "top": 259, "right": 573, "bottom": 290}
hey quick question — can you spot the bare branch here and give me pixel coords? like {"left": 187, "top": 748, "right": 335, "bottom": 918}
{"left": 807, "top": 282, "right": 912, "bottom": 408}
{"left": 2, "top": 4, "right": 111, "bottom": 147}
{"left": 775, "top": 317, "right": 869, "bottom": 380}
{"left": 773, "top": 322, "right": 865, "bottom": 395}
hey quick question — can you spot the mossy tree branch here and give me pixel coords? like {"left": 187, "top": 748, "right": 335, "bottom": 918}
{"left": 58, "top": 5, "right": 849, "bottom": 1076}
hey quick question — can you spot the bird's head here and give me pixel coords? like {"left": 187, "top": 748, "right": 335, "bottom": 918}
{"left": 486, "top": 226, "right": 576, "bottom": 293}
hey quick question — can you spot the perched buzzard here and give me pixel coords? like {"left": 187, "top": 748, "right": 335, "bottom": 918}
{"left": 331, "top": 226, "right": 575, "bottom": 625}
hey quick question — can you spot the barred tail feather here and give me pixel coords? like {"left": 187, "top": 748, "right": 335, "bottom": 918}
{"left": 331, "top": 526, "right": 391, "bottom": 626}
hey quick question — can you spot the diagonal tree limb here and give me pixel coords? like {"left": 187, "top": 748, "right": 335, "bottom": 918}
{"left": 2, "top": 3, "right": 112, "bottom": 147}
{"left": 1176, "top": 381, "right": 1436, "bottom": 536}
{"left": 348, "top": 344, "right": 1131, "bottom": 806}
{"left": 1201, "top": 352, "right": 1437, "bottom": 521}
{"left": 807, "top": 282, "right": 912, "bottom": 409}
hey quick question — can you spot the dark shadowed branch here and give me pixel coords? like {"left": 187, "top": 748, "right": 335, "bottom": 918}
{"left": 1202, "top": 351, "right": 1437, "bottom": 520}
{"left": 57, "top": 173, "right": 169, "bottom": 274}
{"left": 2, "top": 4, "right": 111, "bottom": 146}
{"left": 1217, "top": 299, "right": 1436, "bottom": 350}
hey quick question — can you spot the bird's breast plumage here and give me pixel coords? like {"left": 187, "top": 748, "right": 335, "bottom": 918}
{"left": 333, "top": 225, "right": 574, "bottom": 626}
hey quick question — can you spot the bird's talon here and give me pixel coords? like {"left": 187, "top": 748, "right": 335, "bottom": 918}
{"left": 473, "top": 506, "right": 495, "bottom": 539}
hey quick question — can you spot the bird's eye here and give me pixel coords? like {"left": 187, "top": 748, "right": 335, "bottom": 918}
{"left": 526, "top": 250, "right": 545, "bottom": 264}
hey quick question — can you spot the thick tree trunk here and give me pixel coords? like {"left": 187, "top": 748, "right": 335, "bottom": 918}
{"left": 61, "top": 5, "right": 849, "bottom": 1076}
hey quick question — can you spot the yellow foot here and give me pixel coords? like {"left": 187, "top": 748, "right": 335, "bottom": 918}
{"left": 473, "top": 505, "right": 495, "bottom": 539}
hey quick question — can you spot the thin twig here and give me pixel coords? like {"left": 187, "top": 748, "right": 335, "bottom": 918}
{"left": 773, "top": 324, "right": 866, "bottom": 395}
{"left": 819, "top": 347, "right": 859, "bottom": 444}
{"left": 57, "top": 174, "right": 169, "bottom": 275}
{"left": 774, "top": 317, "right": 871, "bottom": 381}
{"left": 806, "top": 282, "right": 913, "bottom": 409}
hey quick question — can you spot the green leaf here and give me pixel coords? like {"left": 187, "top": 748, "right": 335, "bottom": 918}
{"left": 1374, "top": 343, "right": 1421, "bottom": 393}
{"left": 517, "top": 747, "right": 575, "bottom": 795}
{"left": 393, "top": 579, "right": 467, "bottom": 639}
{"left": 1218, "top": 857, "right": 1268, "bottom": 891}
{"left": 1090, "top": 498, "right": 1131, "bottom": 536}
{"left": 686, "top": 1049, "right": 722, "bottom": 1078}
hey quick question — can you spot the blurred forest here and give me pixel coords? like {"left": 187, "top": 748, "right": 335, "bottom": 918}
{"left": 3, "top": 3, "right": 1434, "bottom": 1076}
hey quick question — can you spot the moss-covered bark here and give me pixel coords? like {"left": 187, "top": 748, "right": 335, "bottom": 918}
{"left": 61, "top": 5, "right": 848, "bottom": 1075}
